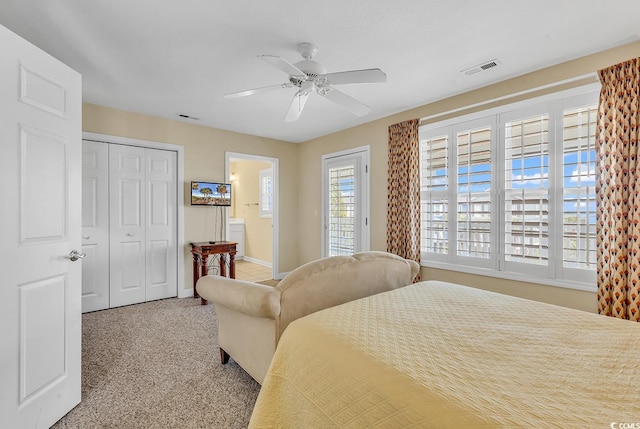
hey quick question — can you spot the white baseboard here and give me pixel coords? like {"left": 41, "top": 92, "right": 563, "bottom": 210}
{"left": 275, "top": 271, "right": 289, "bottom": 280}
{"left": 243, "top": 256, "right": 272, "bottom": 268}
{"left": 179, "top": 287, "right": 194, "bottom": 298}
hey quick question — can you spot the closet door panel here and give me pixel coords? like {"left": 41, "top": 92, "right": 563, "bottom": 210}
{"left": 109, "top": 144, "right": 146, "bottom": 307}
{"left": 81, "top": 140, "right": 109, "bottom": 312}
{"left": 145, "top": 149, "right": 177, "bottom": 301}
{"left": 116, "top": 241, "right": 145, "bottom": 288}
{"left": 149, "top": 239, "right": 169, "bottom": 284}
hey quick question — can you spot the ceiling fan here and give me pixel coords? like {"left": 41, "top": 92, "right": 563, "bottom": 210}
{"left": 224, "top": 42, "right": 387, "bottom": 122}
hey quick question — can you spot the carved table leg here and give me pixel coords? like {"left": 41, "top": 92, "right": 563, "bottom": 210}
{"left": 229, "top": 252, "right": 236, "bottom": 279}
{"left": 193, "top": 253, "right": 200, "bottom": 299}
{"left": 220, "top": 254, "right": 226, "bottom": 278}
{"left": 199, "top": 254, "right": 208, "bottom": 305}
{"left": 220, "top": 348, "right": 230, "bottom": 364}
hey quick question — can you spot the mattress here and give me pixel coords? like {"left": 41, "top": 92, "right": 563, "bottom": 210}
{"left": 249, "top": 280, "right": 640, "bottom": 428}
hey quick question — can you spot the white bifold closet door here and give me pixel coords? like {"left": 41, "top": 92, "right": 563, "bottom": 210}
{"left": 81, "top": 141, "right": 177, "bottom": 312}
{"left": 82, "top": 141, "right": 110, "bottom": 312}
{"left": 109, "top": 144, "right": 177, "bottom": 308}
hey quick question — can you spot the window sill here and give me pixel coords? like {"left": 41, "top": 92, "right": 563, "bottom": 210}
{"left": 420, "top": 260, "right": 596, "bottom": 293}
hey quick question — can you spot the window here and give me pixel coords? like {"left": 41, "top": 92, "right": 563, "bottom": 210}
{"left": 456, "top": 123, "right": 493, "bottom": 262}
{"left": 259, "top": 168, "right": 273, "bottom": 218}
{"left": 561, "top": 104, "right": 597, "bottom": 272}
{"left": 328, "top": 164, "right": 356, "bottom": 255}
{"left": 420, "top": 132, "right": 449, "bottom": 255}
{"left": 419, "top": 89, "right": 598, "bottom": 290}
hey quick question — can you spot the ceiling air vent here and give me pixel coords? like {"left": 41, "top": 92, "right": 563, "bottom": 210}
{"left": 462, "top": 59, "right": 501, "bottom": 76}
{"left": 176, "top": 113, "right": 200, "bottom": 121}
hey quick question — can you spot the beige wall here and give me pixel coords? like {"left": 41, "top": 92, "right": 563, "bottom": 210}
{"left": 82, "top": 104, "right": 299, "bottom": 292}
{"left": 230, "top": 160, "right": 273, "bottom": 264}
{"left": 82, "top": 41, "right": 640, "bottom": 311}
{"left": 297, "top": 41, "right": 640, "bottom": 312}
{"left": 423, "top": 267, "right": 596, "bottom": 312}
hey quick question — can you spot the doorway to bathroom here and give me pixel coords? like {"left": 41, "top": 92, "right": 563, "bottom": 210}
{"left": 225, "top": 152, "right": 279, "bottom": 281}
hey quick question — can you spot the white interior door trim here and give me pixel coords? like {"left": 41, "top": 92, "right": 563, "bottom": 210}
{"left": 82, "top": 132, "right": 186, "bottom": 296}
{"left": 225, "top": 151, "right": 281, "bottom": 279}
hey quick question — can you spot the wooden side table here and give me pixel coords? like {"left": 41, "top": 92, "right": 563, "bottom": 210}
{"left": 191, "top": 241, "right": 237, "bottom": 305}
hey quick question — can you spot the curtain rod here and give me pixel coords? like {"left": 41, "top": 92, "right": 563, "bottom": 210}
{"left": 419, "top": 72, "right": 599, "bottom": 123}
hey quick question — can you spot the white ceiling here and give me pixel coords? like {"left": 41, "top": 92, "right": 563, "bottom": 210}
{"left": 2, "top": 1, "right": 639, "bottom": 143}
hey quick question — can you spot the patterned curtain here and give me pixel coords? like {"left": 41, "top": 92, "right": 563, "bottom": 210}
{"left": 387, "top": 119, "right": 421, "bottom": 281}
{"left": 596, "top": 58, "right": 640, "bottom": 321}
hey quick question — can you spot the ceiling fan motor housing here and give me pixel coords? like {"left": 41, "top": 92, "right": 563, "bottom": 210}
{"left": 292, "top": 60, "right": 327, "bottom": 79}
{"left": 290, "top": 42, "right": 327, "bottom": 82}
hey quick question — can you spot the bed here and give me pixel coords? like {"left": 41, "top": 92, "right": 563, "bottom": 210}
{"left": 248, "top": 280, "right": 640, "bottom": 428}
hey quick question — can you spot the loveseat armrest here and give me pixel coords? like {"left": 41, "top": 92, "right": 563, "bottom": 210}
{"left": 408, "top": 259, "right": 420, "bottom": 281}
{"left": 196, "top": 276, "right": 281, "bottom": 319}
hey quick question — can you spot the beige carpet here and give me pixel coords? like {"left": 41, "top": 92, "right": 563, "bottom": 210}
{"left": 52, "top": 298, "right": 260, "bottom": 428}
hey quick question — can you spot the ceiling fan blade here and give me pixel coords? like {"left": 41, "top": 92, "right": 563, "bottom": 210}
{"left": 259, "top": 55, "right": 306, "bottom": 76}
{"left": 324, "top": 68, "right": 387, "bottom": 85}
{"left": 320, "top": 87, "right": 370, "bottom": 117}
{"left": 224, "top": 82, "right": 294, "bottom": 99}
{"left": 285, "top": 90, "right": 310, "bottom": 122}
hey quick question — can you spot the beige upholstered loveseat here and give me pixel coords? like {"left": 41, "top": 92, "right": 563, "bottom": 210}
{"left": 196, "top": 251, "right": 420, "bottom": 384}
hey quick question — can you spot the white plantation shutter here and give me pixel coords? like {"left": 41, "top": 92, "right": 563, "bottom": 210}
{"left": 456, "top": 126, "right": 492, "bottom": 259}
{"left": 420, "top": 132, "right": 449, "bottom": 256}
{"left": 419, "top": 88, "right": 598, "bottom": 290}
{"left": 504, "top": 114, "right": 550, "bottom": 267}
{"left": 328, "top": 164, "right": 355, "bottom": 256}
{"left": 259, "top": 168, "right": 273, "bottom": 218}
{"left": 561, "top": 105, "right": 597, "bottom": 271}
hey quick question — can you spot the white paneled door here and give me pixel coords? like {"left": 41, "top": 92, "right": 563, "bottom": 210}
{"left": 145, "top": 147, "right": 177, "bottom": 302}
{"left": 109, "top": 144, "right": 177, "bottom": 308}
{"left": 110, "top": 144, "right": 147, "bottom": 307}
{"left": 0, "top": 24, "right": 82, "bottom": 428}
{"left": 322, "top": 147, "right": 370, "bottom": 257}
{"left": 81, "top": 140, "right": 110, "bottom": 312}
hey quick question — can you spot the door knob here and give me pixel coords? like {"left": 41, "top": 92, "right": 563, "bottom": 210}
{"left": 68, "top": 250, "right": 86, "bottom": 262}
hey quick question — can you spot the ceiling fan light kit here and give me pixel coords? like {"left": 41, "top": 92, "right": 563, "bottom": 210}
{"left": 225, "top": 42, "right": 387, "bottom": 122}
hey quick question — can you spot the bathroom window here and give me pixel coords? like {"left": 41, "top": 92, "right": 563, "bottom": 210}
{"left": 259, "top": 168, "right": 273, "bottom": 218}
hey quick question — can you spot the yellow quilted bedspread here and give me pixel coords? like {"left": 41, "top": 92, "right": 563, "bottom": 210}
{"left": 249, "top": 281, "right": 640, "bottom": 428}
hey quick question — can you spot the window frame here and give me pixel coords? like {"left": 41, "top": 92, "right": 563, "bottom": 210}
{"left": 420, "top": 124, "right": 451, "bottom": 264}
{"left": 555, "top": 92, "right": 598, "bottom": 285}
{"left": 452, "top": 116, "right": 498, "bottom": 270}
{"left": 499, "top": 102, "right": 555, "bottom": 279}
{"left": 419, "top": 84, "right": 599, "bottom": 292}
{"left": 259, "top": 167, "right": 273, "bottom": 218}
